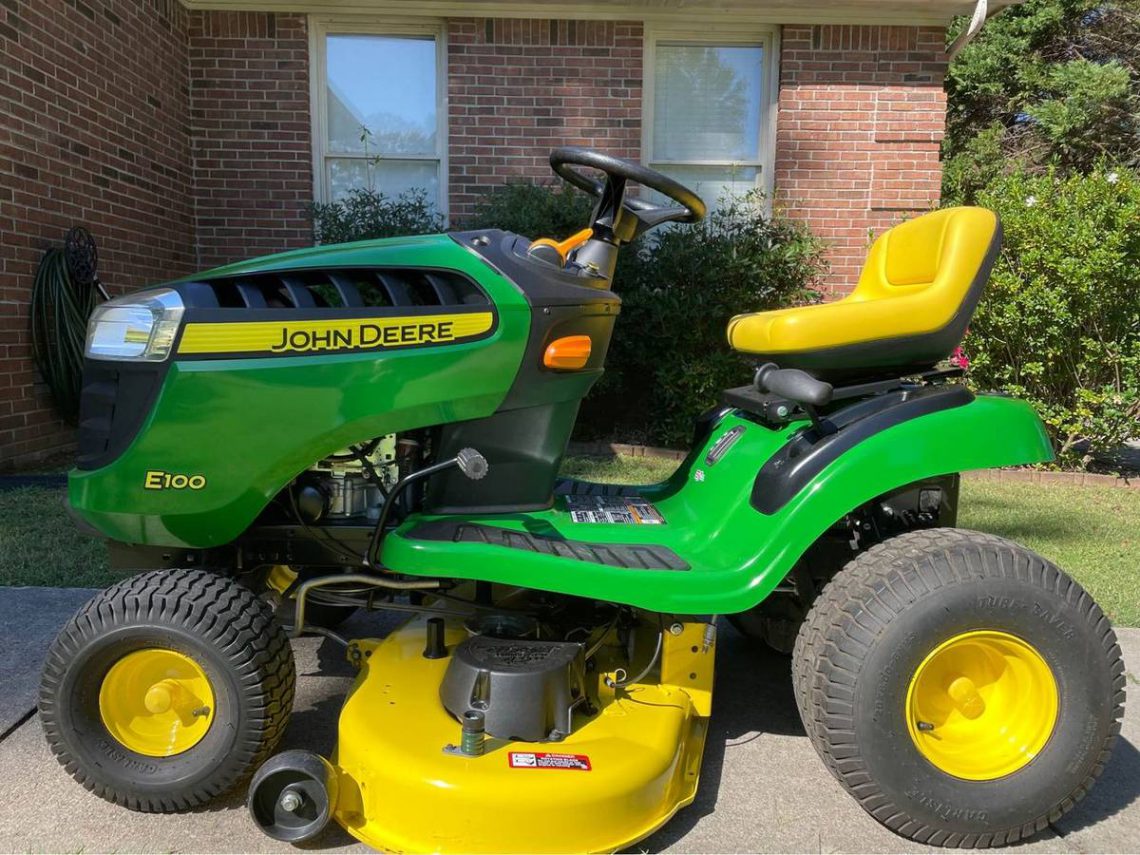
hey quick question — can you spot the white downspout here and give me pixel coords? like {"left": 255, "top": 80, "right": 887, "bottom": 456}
{"left": 947, "top": 0, "right": 990, "bottom": 60}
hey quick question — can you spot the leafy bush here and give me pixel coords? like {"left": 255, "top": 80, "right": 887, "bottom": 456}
{"left": 967, "top": 167, "right": 1140, "bottom": 466}
{"left": 582, "top": 192, "right": 826, "bottom": 445}
{"left": 462, "top": 181, "right": 596, "bottom": 239}
{"left": 308, "top": 188, "right": 443, "bottom": 244}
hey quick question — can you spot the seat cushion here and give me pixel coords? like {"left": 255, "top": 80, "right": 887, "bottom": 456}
{"left": 726, "top": 207, "right": 1000, "bottom": 379}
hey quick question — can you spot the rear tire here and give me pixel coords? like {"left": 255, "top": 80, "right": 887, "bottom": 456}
{"left": 792, "top": 528, "right": 1125, "bottom": 847}
{"left": 39, "top": 569, "right": 296, "bottom": 812}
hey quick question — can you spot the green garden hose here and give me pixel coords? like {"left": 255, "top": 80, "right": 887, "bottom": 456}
{"left": 29, "top": 228, "right": 104, "bottom": 425}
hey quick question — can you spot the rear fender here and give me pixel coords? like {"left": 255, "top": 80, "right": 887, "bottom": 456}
{"left": 735, "top": 393, "right": 1054, "bottom": 612}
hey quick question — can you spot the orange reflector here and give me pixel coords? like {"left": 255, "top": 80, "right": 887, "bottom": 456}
{"left": 543, "top": 335, "right": 592, "bottom": 370}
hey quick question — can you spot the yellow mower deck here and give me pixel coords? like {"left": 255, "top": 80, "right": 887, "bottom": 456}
{"left": 331, "top": 615, "right": 714, "bottom": 853}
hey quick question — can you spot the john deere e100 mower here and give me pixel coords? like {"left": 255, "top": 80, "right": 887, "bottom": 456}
{"left": 42, "top": 148, "right": 1124, "bottom": 851}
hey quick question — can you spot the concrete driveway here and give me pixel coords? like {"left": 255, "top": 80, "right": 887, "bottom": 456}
{"left": 0, "top": 587, "right": 1136, "bottom": 854}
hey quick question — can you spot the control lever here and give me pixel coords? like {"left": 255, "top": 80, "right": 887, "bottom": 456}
{"left": 754, "top": 364, "right": 836, "bottom": 436}
{"left": 456, "top": 447, "right": 489, "bottom": 480}
{"left": 754, "top": 363, "right": 833, "bottom": 407}
{"left": 365, "top": 447, "right": 489, "bottom": 567}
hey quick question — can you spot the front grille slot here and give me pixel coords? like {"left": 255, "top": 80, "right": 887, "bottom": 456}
{"left": 184, "top": 268, "right": 489, "bottom": 312}
{"left": 327, "top": 273, "right": 365, "bottom": 308}
{"left": 235, "top": 281, "right": 266, "bottom": 308}
{"left": 280, "top": 277, "right": 316, "bottom": 309}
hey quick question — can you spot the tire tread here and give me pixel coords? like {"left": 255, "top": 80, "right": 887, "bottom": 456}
{"left": 39, "top": 569, "right": 295, "bottom": 813}
{"left": 791, "top": 528, "right": 1125, "bottom": 847}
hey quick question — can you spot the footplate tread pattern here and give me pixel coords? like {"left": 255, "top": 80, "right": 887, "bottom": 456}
{"left": 405, "top": 520, "right": 689, "bottom": 571}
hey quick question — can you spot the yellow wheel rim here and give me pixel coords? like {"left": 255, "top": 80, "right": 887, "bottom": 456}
{"left": 906, "top": 630, "right": 1058, "bottom": 781}
{"left": 98, "top": 649, "right": 215, "bottom": 757}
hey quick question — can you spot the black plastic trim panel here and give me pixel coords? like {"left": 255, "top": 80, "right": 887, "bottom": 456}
{"left": 426, "top": 231, "right": 621, "bottom": 514}
{"left": 452, "top": 230, "right": 619, "bottom": 306}
{"left": 751, "top": 385, "right": 973, "bottom": 515}
{"left": 405, "top": 519, "right": 690, "bottom": 571}
{"left": 76, "top": 361, "right": 167, "bottom": 471}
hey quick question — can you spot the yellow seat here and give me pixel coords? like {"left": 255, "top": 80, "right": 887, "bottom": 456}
{"left": 727, "top": 207, "right": 1001, "bottom": 379}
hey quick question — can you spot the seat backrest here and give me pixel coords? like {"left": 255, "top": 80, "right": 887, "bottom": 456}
{"left": 852, "top": 207, "right": 1001, "bottom": 336}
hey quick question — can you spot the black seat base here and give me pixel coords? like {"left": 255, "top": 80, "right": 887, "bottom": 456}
{"left": 724, "top": 366, "right": 965, "bottom": 428}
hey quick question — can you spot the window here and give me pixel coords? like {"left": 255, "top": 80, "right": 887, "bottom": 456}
{"left": 311, "top": 20, "right": 446, "bottom": 213}
{"left": 644, "top": 28, "right": 776, "bottom": 208}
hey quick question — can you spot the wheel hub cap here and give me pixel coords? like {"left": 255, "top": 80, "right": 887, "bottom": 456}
{"left": 99, "top": 649, "right": 215, "bottom": 757}
{"left": 906, "top": 630, "right": 1058, "bottom": 780}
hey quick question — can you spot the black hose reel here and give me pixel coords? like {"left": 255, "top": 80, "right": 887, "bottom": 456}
{"left": 29, "top": 227, "right": 108, "bottom": 425}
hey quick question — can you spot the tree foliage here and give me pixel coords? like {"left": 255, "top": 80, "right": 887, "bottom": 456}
{"left": 944, "top": 0, "right": 1139, "bottom": 201}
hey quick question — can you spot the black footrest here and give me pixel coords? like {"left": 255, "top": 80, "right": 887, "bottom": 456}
{"left": 404, "top": 520, "right": 689, "bottom": 571}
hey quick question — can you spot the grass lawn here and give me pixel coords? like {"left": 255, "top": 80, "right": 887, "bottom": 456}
{"left": 0, "top": 486, "right": 113, "bottom": 588}
{"left": 3, "top": 458, "right": 1137, "bottom": 625}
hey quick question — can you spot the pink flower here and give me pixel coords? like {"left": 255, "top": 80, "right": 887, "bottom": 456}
{"left": 950, "top": 345, "right": 970, "bottom": 371}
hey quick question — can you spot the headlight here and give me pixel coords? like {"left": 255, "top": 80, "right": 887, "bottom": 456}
{"left": 85, "top": 289, "right": 185, "bottom": 361}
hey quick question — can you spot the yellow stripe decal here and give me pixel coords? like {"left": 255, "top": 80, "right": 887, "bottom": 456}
{"left": 177, "top": 312, "right": 495, "bottom": 356}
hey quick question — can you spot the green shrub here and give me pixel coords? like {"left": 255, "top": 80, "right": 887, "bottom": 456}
{"left": 462, "top": 181, "right": 596, "bottom": 239}
{"left": 581, "top": 192, "right": 826, "bottom": 445}
{"left": 968, "top": 167, "right": 1140, "bottom": 466}
{"left": 307, "top": 188, "right": 443, "bottom": 244}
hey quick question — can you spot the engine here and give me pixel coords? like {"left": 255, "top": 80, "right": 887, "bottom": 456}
{"left": 291, "top": 434, "right": 406, "bottom": 523}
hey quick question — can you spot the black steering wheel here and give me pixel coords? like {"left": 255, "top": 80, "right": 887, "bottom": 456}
{"left": 550, "top": 147, "right": 707, "bottom": 244}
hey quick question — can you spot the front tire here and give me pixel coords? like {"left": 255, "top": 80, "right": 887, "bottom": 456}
{"left": 792, "top": 529, "right": 1125, "bottom": 847}
{"left": 39, "top": 569, "right": 296, "bottom": 812}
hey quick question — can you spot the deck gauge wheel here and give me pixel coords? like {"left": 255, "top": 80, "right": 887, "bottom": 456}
{"left": 248, "top": 749, "right": 339, "bottom": 842}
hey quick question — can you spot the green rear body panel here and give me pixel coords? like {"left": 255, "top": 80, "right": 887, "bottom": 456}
{"left": 69, "top": 235, "right": 532, "bottom": 547}
{"left": 383, "top": 395, "right": 1052, "bottom": 614}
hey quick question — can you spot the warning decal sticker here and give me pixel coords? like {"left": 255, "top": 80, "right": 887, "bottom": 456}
{"left": 564, "top": 495, "right": 665, "bottom": 525}
{"left": 508, "top": 752, "right": 592, "bottom": 771}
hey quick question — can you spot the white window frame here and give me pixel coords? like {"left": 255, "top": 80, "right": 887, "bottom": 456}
{"left": 309, "top": 16, "right": 449, "bottom": 216}
{"left": 642, "top": 22, "right": 780, "bottom": 205}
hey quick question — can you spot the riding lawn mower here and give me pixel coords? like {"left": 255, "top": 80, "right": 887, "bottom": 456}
{"left": 40, "top": 147, "right": 1124, "bottom": 852}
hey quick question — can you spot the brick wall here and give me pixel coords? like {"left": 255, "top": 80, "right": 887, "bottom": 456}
{"left": 775, "top": 25, "right": 948, "bottom": 292}
{"left": 188, "top": 11, "right": 312, "bottom": 268}
{"left": 447, "top": 18, "right": 642, "bottom": 221}
{"left": 1, "top": 12, "right": 953, "bottom": 467}
{"left": 0, "top": 0, "right": 195, "bottom": 468}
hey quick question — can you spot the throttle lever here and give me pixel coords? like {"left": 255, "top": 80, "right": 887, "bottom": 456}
{"left": 365, "top": 447, "right": 489, "bottom": 567}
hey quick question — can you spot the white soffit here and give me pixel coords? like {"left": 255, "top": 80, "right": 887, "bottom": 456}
{"left": 179, "top": 0, "right": 1026, "bottom": 27}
